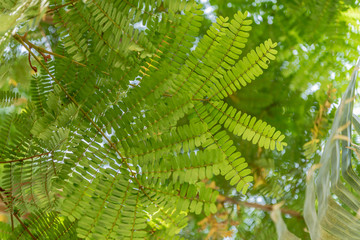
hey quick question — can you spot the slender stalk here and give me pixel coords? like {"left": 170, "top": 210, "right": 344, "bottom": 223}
{"left": 192, "top": 98, "right": 209, "bottom": 102}
{"left": 11, "top": 212, "right": 14, "bottom": 231}
{"left": 46, "top": 1, "right": 79, "bottom": 14}
{"left": 0, "top": 152, "right": 51, "bottom": 164}
{"left": 15, "top": 34, "right": 110, "bottom": 76}
{"left": 14, "top": 213, "right": 37, "bottom": 240}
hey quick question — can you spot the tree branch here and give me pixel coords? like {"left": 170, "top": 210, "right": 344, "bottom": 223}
{"left": 220, "top": 196, "right": 302, "bottom": 219}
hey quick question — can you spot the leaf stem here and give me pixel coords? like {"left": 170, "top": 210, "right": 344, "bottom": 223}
{"left": 15, "top": 34, "right": 110, "bottom": 76}
{"left": 46, "top": 1, "right": 78, "bottom": 14}
{"left": 14, "top": 213, "right": 37, "bottom": 240}
{"left": 0, "top": 152, "right": 51, "bottom": 164}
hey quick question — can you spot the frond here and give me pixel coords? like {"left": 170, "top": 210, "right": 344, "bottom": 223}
{"left": 204, "top": 100, "right": 286, "bottom": 150}
{"left": 142, "top": 181, "right": 219, "bottom": 216}
{"left": 301, "top": 59, "right": 360, "bottom": 239}
{"left": 9, "top": 211, "right": 77, "bottom": 240}
{"left": 206, "top": 39, "right": 278, "bottom": 100}
{"left": 127, "top": 123, "right": 209, "bottom": 165}
{"left": 191, "top": 103, "right": 253, "bottom": 194}
{"left": 0, "top": 91, "right": 20, "bottom": 107}
{"left": 30, "top": 73, "right": 52, "bottom": 116}
{"left": 142, "top": 149, "right": 224, "bottom": 185}
{"left": 0, "top": 222, "right": 12, "bottom": 240}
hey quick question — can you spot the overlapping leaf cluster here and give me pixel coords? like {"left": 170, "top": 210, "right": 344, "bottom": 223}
{"left": 0, "top": 0, "right": 286, "bottom": 239}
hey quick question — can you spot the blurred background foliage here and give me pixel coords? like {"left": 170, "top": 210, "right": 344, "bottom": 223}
{"left": 1, "top": 0, "right": 360, "bottom": 239}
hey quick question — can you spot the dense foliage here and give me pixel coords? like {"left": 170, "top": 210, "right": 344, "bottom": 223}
{"left": 0, "top": 0, "right": 360, "bottom": 239}
{"left": 0, "top": 0, "right": 287, "bottom": 239}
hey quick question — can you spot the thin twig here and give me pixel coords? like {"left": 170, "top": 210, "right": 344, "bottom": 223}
{"left": 14, "top": 213, "right": 37, "bottom": 240}
{"left": 46, "top": 1, "right": 78, "bottom": 14}
{"left": 27, "top": 47, "right": 37, "bottom": 72}
{"left": 14, "top": 34, "right": 110, "bottom": 76}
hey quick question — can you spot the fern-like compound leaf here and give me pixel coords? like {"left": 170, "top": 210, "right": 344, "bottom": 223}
{"left": 0, "top": 2, "right": 286, "bottom": 239}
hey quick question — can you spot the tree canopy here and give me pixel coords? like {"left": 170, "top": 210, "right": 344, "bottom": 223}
{"left": 0, "top": 0, "right": 360, "bottom": 239}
